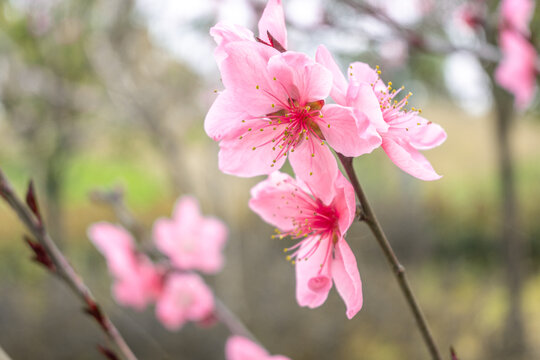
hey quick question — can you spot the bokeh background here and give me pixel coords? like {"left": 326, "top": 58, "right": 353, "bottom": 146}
{"left": 0, "top": 0, "right": 539, "bottom": 359}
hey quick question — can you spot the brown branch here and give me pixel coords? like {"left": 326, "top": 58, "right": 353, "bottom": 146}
{"left": 0, "top": 169, "right": 137, "bottom": 360}
{"left": 338, "top": 154, "right": 442, "bottom": 360}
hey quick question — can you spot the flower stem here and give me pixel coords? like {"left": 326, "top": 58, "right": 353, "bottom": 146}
{"left": 0, "top": 169, "right": 137, "bottom": 360}
{"left": 338, "top": 154, "right": 442, "bottom": 360}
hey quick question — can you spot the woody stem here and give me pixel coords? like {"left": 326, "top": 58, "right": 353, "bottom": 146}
{"left": 338, "top": 154, "right": 442, "bottom": 360}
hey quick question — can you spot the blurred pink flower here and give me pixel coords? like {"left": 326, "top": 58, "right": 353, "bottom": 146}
{"left": 206, "top": 46, "right": 378, "bottom": 203}
{"left": 249, "top": 171, "right": 362, "bottom": 319}
{"left": 155, "top": 273, "right": 214, "bottom": 331}
{"left": 226, "top": 336, "right": 291, "bottom": 360}
{"left": 316, "top": 45, "right": 447, "bottom": 181}
{"left": 495, "top": 30, "right": 538, "bottom": 109}
{"left": 153, "top": 196, "right": 227, "bottom": 274}
{"left": 500, "top": 0, "right": 534, "bottom": 35}
{"left": 88, "top": 222, "right": 162, "bottom": 310}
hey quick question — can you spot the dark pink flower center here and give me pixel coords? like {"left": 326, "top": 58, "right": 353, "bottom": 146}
{"left": 239, "top": 97, "right": 329, "bottom": 170}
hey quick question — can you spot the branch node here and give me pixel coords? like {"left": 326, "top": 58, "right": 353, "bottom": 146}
{"left": 25, "top": 180, "right": 43, "bottom": 225}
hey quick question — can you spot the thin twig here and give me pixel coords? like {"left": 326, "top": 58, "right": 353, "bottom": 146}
{"left": 0, "top": 169, "right": 137, "bottom": 360}
{"left": 90, "top": 188, "right": 262, "bottom": 344}
{"left": 338, "top": 155, "right": 442, "bottom": 360}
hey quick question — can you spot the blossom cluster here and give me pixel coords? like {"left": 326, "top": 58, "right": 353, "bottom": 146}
{"left": 495, "top": 0, "right": 538, "bottom": 108}
{"left": 88, "top": 196, "right": 226, "bottom": 331}
{"left": 206, "top": 0, "right": 446, "bottom": 320}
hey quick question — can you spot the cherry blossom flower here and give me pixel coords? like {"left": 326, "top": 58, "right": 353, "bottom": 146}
{"left": 249, "top": 171, "right": 362, "bottom": 319}
{"left": 316, "top": 45, "right": 447, "bottom": 181}
{"left": 500, "top": 0, "right": 534, "bottom": 36}
{"left": 226, "top": 336, "right": 291, "bottom": 360}
{"left": 206, "top": 45, "right": 380, "bottom": 203}
{"left": 155, "top": 273, "right": 214, "bottom": 331}
{"left": 495, "top": 30, "right": 537, "bottom": 109}
{"left": 153, "top": 196, "right": 227, "bottom": 274}
{"left": 88, "top": 222, "right": 162, "bottom": 310}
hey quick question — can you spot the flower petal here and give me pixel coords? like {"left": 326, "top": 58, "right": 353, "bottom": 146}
{"left": 315, "top": 45, "right": 348, "bottom": 105}
{"left": 258, "top": 0, "right": 288, "bottom": 50}
{"left": 332, "top": 239, "right": 363, "bottom": 319}
{"left": 210, "top": 23, "right": 255, "bottom": 66}
{"left": 295, "top": 239, "right": 333, "bottom": 309}
{"left": 407, "top": 117, "right": 447, "bottom": 150}
{"left": 205, "top": 90, "right": 251, "bottom": 141}
{"left": 348, "top": 61, "right": 379, "bottom": 85}
{"left": 217, "top": 121, "right": 288, "bottom": 177}
{"left": 346, "top": 83, "right": 389, "bottom": 132}
{"left": 289, "top": 139, "right": 338, "bottom": 205}
{"left": 331, "top": 172, "right": 357, "bottom": 235}
{"left": 249, "top": 172, "right": 300, "bottom": 232}
{"left": 382, "top": 137, "right": 442, "bottom": 181}
{"left": 319, "top": 104, "right": 381, "bottom": 157}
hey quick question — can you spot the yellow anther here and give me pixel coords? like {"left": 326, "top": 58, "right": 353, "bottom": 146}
{"left": 311, "top": 153, "right": 315, "bottom": 157}
{"left": 327, "top": 124, "right": 331, "bottom": 128}
{"left": 252, "top": 147, "right": 256, "bottom": 150}
{"left": 256, "top": 85, "right": 260, "bottom": 89}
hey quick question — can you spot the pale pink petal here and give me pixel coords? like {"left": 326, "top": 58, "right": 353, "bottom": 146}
{"left": 501, "top": 0, "right": 534, "bottom": 35}
{"left": 332, "top": 240, "right": 363, "bottom": 319}
{"left": 331, "top": 172, "right": 357, "bottom": 234}
{"left": 319, "top": 104, "right": 381, "bottom": 157}
{"left": 112, "top": 258, "right": 162, "bottom": 310}
{"left": 315, "top": 45, "right": 348, "bottom": 104}
{"left": 258, "top": 0, "right": 287, "bottom": 50}
{"left": 217, "top": 122, "right": 288, "bottom": 177}
{"left": 382, "top": 137, "right": 442, "bottom": 181}
{"left": 407, "top": 117, "right": 447, "bottom": 150}
{"left": 296, "top": 239, "right": 333, "bottom": 308}
{"left": 198, "top": 218, "right": 228, "bottom": 273}
{"left": 172, "top": 196, "right": 201, "bottom": 226}
{"left": 156, "top": 274, "right": 214, "bottom": 331}
{"left": 226, "top": 336, "right": 270, "bottom": 360}
{"left": 88, "top": 222, "right": 137, "bottom": 278}
{"left": 348, "top": 61, "right": 379, "bottom": 85}
{"left": 210, "top": 23, "right": 255, "bottom": 65}
{"left": 113, "top": 279, "right": 148, "bottom": 310}
{"left": 267, "top": 51, "right": 332, "bottom": 105}
{"left": 289, "top": 139, "right": 338, "bottom": 205}
{"left": 220, "top": 41, "right": 280, "bottom": 116}
{"left": 249, "top": 172, "right": 301, "bottom": 232}
{"left": 205, "top": 90, "right": 251, "bottom": 141}
{"left": 346, "top": 83, "right": 389, "bottom": 132}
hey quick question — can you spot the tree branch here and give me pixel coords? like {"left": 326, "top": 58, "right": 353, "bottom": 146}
{"left": 338, "top": 154, "right": 442, "bottom": 360}
{"left": 0, "top": 169, "right": 137, "bottom": 360}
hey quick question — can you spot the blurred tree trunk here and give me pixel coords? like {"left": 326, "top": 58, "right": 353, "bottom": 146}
{"left": 492, "top": 83, "right": 527, "bottom": 359}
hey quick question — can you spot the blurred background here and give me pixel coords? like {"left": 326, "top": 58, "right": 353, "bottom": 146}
{"left": 0, "top": 0, "right": 539, "bottom": 359}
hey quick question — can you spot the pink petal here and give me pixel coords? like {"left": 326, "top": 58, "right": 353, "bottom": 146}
{"left": 382, "top": 137, "right": 442, "bottom": 181}
{"left": 501, "top": 0, "right": 534, "bottom": 35}
{"left": 295, "top": 239, "right": 333, "bottom": 308}
{"left": 198, "top": 217, "right": 228, "bottom": 273}
{"left": 205, "top": 90, "right": 251, "bottom": 141}
{"left": 226, "top": 336, "right": 270, "bottom": 360}
{"left": 346, "top": 83, "right": 389, "bottom": 132}
{"left": 332, "top": 240, "right": 363, "bottom": 319}
{"left": 288, "top": 139, "right": 338, "bottom": 205}
{"left": 258, "top": 0, "right": 288, "bottom": 50}
{"left": 267, "top": 51, "right": 333, "bottom": 105}
{"left": 347, "top": 61, "right": 379, "bottom": 85}
{"left": 331, "top": 172, "right": 357, "bottom": 235}
{"left": 319, "top": 104, "right": 381, "bottom": 157}
{"left": 407, "top": 117, "right": 447, "bottom": 150}
{"left": 220, "top": 41, "right": 280, "bottom": 116}
{"left": 210, "top": 23, "right": 255, "bottom": 65}
{"left": 248, "top": 172, "right": 300, "bottom": 232}
{"left": 315, "top": 45, "right": 348, "bottom": 104}
{"left": 217, "top": 121, "right": 288, "bottom": 177}
{"left": 155, "top": 274, "right": 214, "bottom": 331}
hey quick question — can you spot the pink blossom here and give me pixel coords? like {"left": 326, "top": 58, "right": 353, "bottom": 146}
{"left": 316, "top": 45, "right": 447, "bottom": 181}
{"left": 249, "top": 172, "right": 362, "bottom": 319}
{"left": 495, "top": 30, "right": 538, "bottom": 109}
{"left": 226, "top": 336, "right": 291, "bottom": 360}
{"left": 500, "top": 0, "right": 534, "bottom": 35}
{"left": 88, "top": 222, "right": 162, "bottom": 310}
{"left": 155, "top": 273, "right": 214, "bottom": 331}
{"left": 153, "top": 196, "right": 227, "bottom": 274}
{"left": 206, "top": 45, "right": 379, "bottom": 203}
